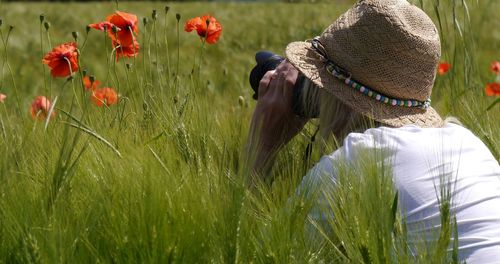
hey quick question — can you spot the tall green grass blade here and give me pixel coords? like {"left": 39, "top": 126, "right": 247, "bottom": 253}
{"left": 63, "top": 122, "right": 122, "bottom": 158}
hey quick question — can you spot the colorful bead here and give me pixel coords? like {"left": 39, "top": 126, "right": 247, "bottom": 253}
{"left": 326, "top": 61, "right": 430, "bottom": 108}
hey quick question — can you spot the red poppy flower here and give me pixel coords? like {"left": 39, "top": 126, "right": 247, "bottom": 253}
{"left": 485, "top": 82, "right": 500, "bottom": 97}
{"left": 184, "top": 15, "right": 222, "bottom": 44}
{"left": 105, "top": 11, "right": 138, "bottom": 47}
{"left": 0, "top": 93, "right": 5, "bottom": 103}
{"left": 437, "top": 62, "right": 451, "bottom": 76}
{"left": 88, "top": 21, "right": 119, "bottom": 33}
{"left": 91, "top": 87, "right": 118, "bottom": 106}
{"left": 30, "top": 96, "right": 55, "bottom": 120}
{"left": 491, "top": 61, "right": 500, "bottom": 75}
{"left": 83, "top": 76, "right": 100, "bottom": 91}
{"left": 113, "top": 39, "right": 140, "bottom": 60}
{"left": 42, "top": 42, "right": 79, "bottom": 78}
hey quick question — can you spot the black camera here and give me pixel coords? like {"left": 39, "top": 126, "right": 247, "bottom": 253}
{"left": 249, "top": 51, "right": 320, "bottom": 118}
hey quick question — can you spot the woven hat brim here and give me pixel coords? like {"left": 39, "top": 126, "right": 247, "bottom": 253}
{"left": 285, "top": 41, "right": 443, "bottom": 128}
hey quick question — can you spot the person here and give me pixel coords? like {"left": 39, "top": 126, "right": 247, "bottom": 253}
{"left": 246, "top": 0, "right": 500, "bottom": 262}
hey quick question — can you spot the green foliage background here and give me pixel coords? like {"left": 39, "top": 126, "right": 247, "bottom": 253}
{"left": 0, "top": 0, "right": 498, "bottom": 263}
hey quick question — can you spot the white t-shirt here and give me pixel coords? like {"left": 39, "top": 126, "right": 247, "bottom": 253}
{"left": 300, "top": 123, "right": 500, "bottom": 263}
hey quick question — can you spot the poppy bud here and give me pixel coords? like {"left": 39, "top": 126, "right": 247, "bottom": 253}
{"left": 0, "top": 19, "right": 3, "bottom": 27}
{"left": 86, "top": 25, "right": 91, "bottom": 34}
{"left": 89, "top": 75, "right": 95, "bottom": 84}
{"left": 39, "top": 14, "right": 45, "bottom": 23}
{"left": 72, "top": 31, "right": 78, "bottom": 41}
{"left": 152, "top": 9, "right": 158, "bottom": 21}
{"left": 176, "top": 13, "right": 181, "bottom": 21}
{"left": 8, "top": 25, "right": 13, "bottom": 32}
{"left": 112, "top": 25, "right": 119, "bottom": 34}
{"left": 82, "top": 69, "right": 87, "bottom": 77}
{"left": 143, "top": 17, "right": 148, "bottom": 26}
{"left": 126, "top": 63, "right": 131, "bottom": 70}
{"left": 67, "top": 75, "right": 74, "bottom": 81}
{"left": 165, "top": 6, "right": 170, "bottom": 14}
{"left": 206, "top": 19, "right": 210, "bottom": 27}
{"left": 44, "top": 22, "right": 50, "bottom": 31}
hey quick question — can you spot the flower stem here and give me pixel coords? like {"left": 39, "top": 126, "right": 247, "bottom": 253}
{"left": 163, "top": 9, "right": 172, "bottom": 88}
{"left": 0, "top": 27, "right": 21, "bottom": 114}
{"left": 104, "top": 28, "right": 111, "bottom": 86}
{"left": 152, "top": 14, "right": 163, "bottom": 94}
{"left": 175, "top": 15, "right": 180, "bottom": 93}
{"left": 45, "top": 25, "right": 53, "bottom": 99}
{"left": 197, "top": 39, "right": 206, "bottom": 91}
{"left": 40, "top": 17, "right": 48, "bottom": 98}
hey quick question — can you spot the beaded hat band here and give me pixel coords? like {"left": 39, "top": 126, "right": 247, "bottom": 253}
{"left": 310, "top": 38, "right": 431, "bottom": 109}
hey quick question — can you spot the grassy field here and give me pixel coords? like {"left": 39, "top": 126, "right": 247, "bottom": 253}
{"left": 0, "top": 0, "right": 498, "bottom": 263}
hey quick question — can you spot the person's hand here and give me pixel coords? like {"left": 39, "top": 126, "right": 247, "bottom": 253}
{"left": 247, "top": 60, "right": 309, "bottom": 178}
{"left": 252, "top": 60, "right": 309, "bottom": 150}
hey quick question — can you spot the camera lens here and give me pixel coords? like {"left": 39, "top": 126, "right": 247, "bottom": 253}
{"left": 249, "top": 51, "right": 285, "bottom": 99}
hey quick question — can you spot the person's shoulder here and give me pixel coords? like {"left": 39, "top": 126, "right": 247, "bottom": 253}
{"left": 320, "top": 122, "right": 490, "bottom": 168}
{"left": 349, "top": 123, "right": 476, "bottom": 141}
{"left": 341, "top": 126, "right": 405, "bottom": 149}
{"left": 340, "top": 123, "right": 479, "bottom": 155}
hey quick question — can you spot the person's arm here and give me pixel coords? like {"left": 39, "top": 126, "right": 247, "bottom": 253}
{"left": 246, "top": 61, "right": 309, "bottom": 183}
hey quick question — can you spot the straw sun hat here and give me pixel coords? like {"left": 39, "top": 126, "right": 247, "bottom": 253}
{"left": 285, "top": 0, "right": 443, "bottom": 128}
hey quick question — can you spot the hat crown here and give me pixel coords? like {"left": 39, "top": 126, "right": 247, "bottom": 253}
{"left": 319, "top": 0, "right": 441, "bottom": 101}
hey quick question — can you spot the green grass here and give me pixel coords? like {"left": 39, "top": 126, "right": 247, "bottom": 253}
{"left": 0, "top": 1, "right": 498, "bottom": 263}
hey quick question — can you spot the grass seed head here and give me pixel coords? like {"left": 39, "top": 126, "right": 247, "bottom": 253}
{"left": 238, "top": 96, "right": 245, "bottom": 107}
{"left": 152, "top": 9, "right": 157, "bottom": 21}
